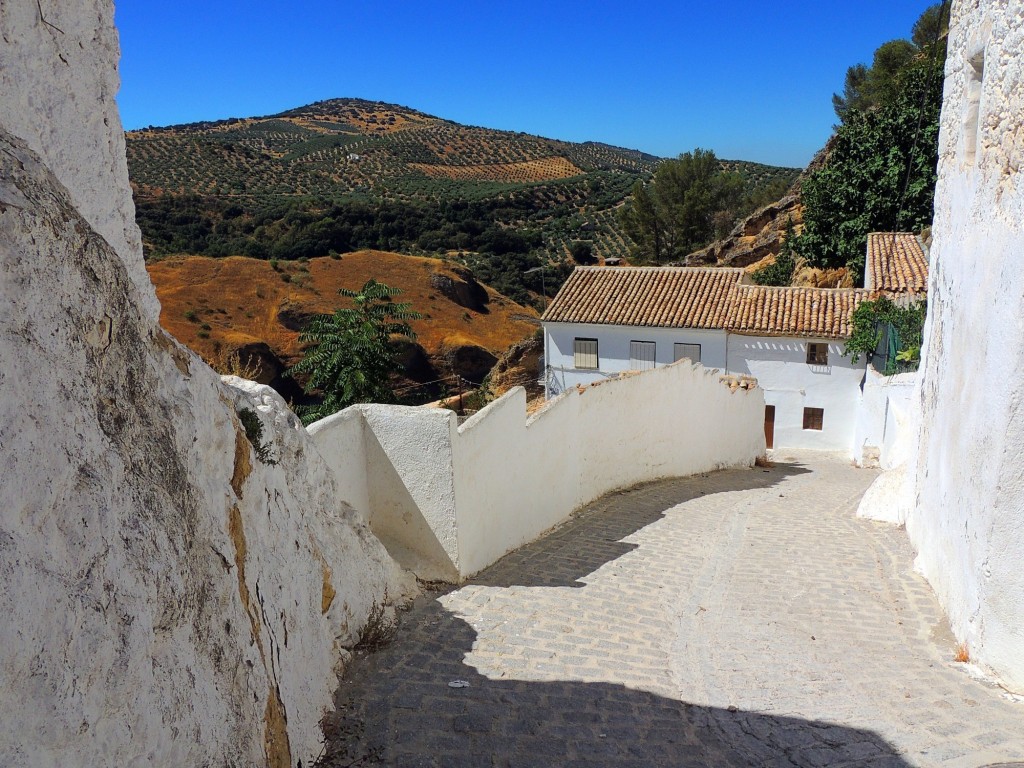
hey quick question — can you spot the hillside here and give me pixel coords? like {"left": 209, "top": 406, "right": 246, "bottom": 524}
{"left": 128, "top": 98, "right": 799, "bottom": 300}
{"left": 147, "top": 250, "right": 539, "bottom": 402}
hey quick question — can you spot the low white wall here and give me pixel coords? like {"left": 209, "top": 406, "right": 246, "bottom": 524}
{"left": 313, "top": 361, "right": 764, "bottom": 581}
{"left": 452, "top": 389, "right": 582, "bottom": 577}
{"left": 310, "top": 406, "right": 461, "bottom": 583}
{"left": 852, "top": 368, "right": 917, "bottom": 469}
{"left": 306, "top": 407, "right": 370, "bottom": 521}
{"left": 727, "top": 335, "right": 866, "bottom": 455}
{"left": 545, "top": 322, "right": 728, "bottom": 395}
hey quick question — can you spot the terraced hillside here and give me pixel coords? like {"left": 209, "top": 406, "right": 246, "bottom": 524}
{"left": 128, "top": 98, "right": 800, "bottom": 300}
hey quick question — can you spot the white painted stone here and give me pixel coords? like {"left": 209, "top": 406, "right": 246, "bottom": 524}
{"left": 902, "top": 0, "right": 1024, "bottom": 692}
{"left": 0, "top": 4, "right": 414, "bottom": 765}
{"left": 0, "top": 1, "right": 158, "bottom": 320}
{"left": 853, "top": 368, "right": 918, "bottom": 469}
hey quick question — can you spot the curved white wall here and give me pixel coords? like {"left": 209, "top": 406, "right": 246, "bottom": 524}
{"left": 312, "top": 361, "right": 765, "bottom": 580}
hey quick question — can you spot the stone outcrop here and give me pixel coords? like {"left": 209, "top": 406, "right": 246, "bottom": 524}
{"left": 488, "top": 333, "right": 544, "bottom": 400}
{"left": 0, "top": 3, "right": 414, "bottom": 766}
{"left": 429, "top": 266, "right": 489, "bottom": 312}
{"left": 688, "top": 194, "right": 804, "bottom": 268}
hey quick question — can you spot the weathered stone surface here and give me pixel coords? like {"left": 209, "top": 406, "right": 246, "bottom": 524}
{"left": 0, "top": 128, "right": 413, "bottom": 767}
{"left": 429, "top": 267, "right": 490, "bottom": 312}
{"left": 901, "top": 0, "right": 1024, "bottom": 693}
{"left": 489, "top": 333, "right": 544, "bottom": 400}
{"left": 0, "top": 3, "right": 415, "bottom": 765}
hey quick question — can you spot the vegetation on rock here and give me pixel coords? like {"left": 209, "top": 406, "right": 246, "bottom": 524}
{"left": 751, "top": 218, "right": 798, "bottom": 286}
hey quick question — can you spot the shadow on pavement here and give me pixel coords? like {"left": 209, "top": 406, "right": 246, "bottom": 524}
{"left": 319, "top": 463, "right": 905, "bottom": 768}
{"left": 475, "top": 462, "right": 812, "bottom": 589}
{"left": 320, "top": 595, "right": 908, "bottom": 768}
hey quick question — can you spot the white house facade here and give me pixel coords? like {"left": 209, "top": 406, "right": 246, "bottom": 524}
{"left": 541, "top": 254, "right": 922, "bottom": 457}
{"left": 726, "top": 284, "right": 870, "bottom": 452}
{"left": 542, "top": 267, "right": 742, "bottom": 396}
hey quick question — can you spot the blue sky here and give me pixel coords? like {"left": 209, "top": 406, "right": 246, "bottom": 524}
{"left": 115, "top": 1, "right": 931, "bottom": 168}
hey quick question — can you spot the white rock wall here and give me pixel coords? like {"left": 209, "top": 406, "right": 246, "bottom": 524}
{"left": 0, "top": 1, "right": 158, "bottom": 319}
{"left": 906, "top": 0, "right": 1024, "bottom": 691}
{"left": 0, "top": 3, "right": 413, "bottom": 765}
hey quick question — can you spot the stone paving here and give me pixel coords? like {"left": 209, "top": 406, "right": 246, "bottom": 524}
{"left": 321, "top": 455, "right": 1024, "bottom": 767}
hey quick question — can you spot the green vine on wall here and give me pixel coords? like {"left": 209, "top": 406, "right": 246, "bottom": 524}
{"left": 845, "top": 296, "right": 927, "bottom": 373}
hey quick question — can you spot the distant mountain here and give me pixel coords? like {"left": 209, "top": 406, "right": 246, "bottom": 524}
{"left": 127, "top": 98, "right": 800, "bottom": 300}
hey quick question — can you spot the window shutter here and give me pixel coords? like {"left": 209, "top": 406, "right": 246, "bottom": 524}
{"left": 629, "top": 341, "right": 656, "bottom": 371}
{"left": 674, "top": 343, "right": 701, "bottom": 363}
{"left": 573, "top": 338, "right": 599, "bottom": 369}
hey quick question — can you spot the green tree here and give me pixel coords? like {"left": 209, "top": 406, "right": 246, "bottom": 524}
{"left": 619, "top": 148, "right": 743, "bottom": 264}
{"left": 800, "top": 3, "right": 948, "bottom": 283}
{"left": 287, "top": 279, "right": 421, "bottom": 424}
{"left": 832, "top": 4, "right": 947, "bottom": 122}
{"left": 798, "top": 56, "right": 943, "bottom": 282}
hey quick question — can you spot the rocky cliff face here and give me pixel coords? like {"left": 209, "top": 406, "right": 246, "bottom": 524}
{"left": 0, "top": 4, "right": 413, "bottom": 766}
{"left": 686, "top": 139, "right": 835, "bottom": 269}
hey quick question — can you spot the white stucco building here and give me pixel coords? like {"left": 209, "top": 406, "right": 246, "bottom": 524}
{"left": 542, "top": 239, "right": 927, "bottom": 456}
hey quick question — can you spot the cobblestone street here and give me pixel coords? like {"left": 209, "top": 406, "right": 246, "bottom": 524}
{"left": 322, "top": 455, "right": 1024, "bottom": 767}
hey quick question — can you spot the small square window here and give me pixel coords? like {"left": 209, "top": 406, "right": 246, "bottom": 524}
{"left": 806, "top": 343, "right": 829, "bottom": 365}
{"left": 573, "top": 338, "right": 599, "bottom": 370}
{"left": 803, "top": 407, "right": 824, "bottom": 431}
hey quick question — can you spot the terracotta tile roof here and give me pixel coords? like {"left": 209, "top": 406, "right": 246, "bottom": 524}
{"left": 865, "top": 232, "right": 929, "bottom": 294}
{"left": 728, "top": 284, "right": 871, "bottom": 339}
{"left": 541, "top": 267, "right": 744, "bottom": 329}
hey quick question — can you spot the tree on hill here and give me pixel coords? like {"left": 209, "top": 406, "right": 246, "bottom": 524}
{"left": 619, "top": 149, "right": 744, "bottom": 264}
{"left": 798, "top": 2, "right": 948, "bottom": 283}
{"left": 287, "top": 279, "right": 421, "bottom": 424}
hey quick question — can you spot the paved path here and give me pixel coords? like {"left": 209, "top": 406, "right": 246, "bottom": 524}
{"left": 322, "top": 456, "right": 1024, "bottom": 767}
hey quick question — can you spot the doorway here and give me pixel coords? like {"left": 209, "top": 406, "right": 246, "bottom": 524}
{"left": 764, "top": 405, "right": 775, "bottom": 449}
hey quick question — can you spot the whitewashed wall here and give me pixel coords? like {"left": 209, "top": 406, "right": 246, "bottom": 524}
{"left": 900, "top": 0, "right": 1024, "bottom": 692}
{"left": 312, "top": 361, "right": 765, "bottom": 580}
{"left": 544, "top": 322, "right": 727, "bottom": 395}
{"left": 852, "top": 368, "right": 917, "bottom": 469}
{"left": 726, "top": 335, "right": 866, "bottom": 454}
{"left": 0, "top": 5, "right": 414, "bottom": 766}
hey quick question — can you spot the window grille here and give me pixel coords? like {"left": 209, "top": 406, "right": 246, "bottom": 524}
{"left": 803, "top": 407, "right": 824, "bottom": 431}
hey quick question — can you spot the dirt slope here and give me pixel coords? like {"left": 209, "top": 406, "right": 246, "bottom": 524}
{"left": 147, "top": 250, "right": 538, "bottom": 396}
